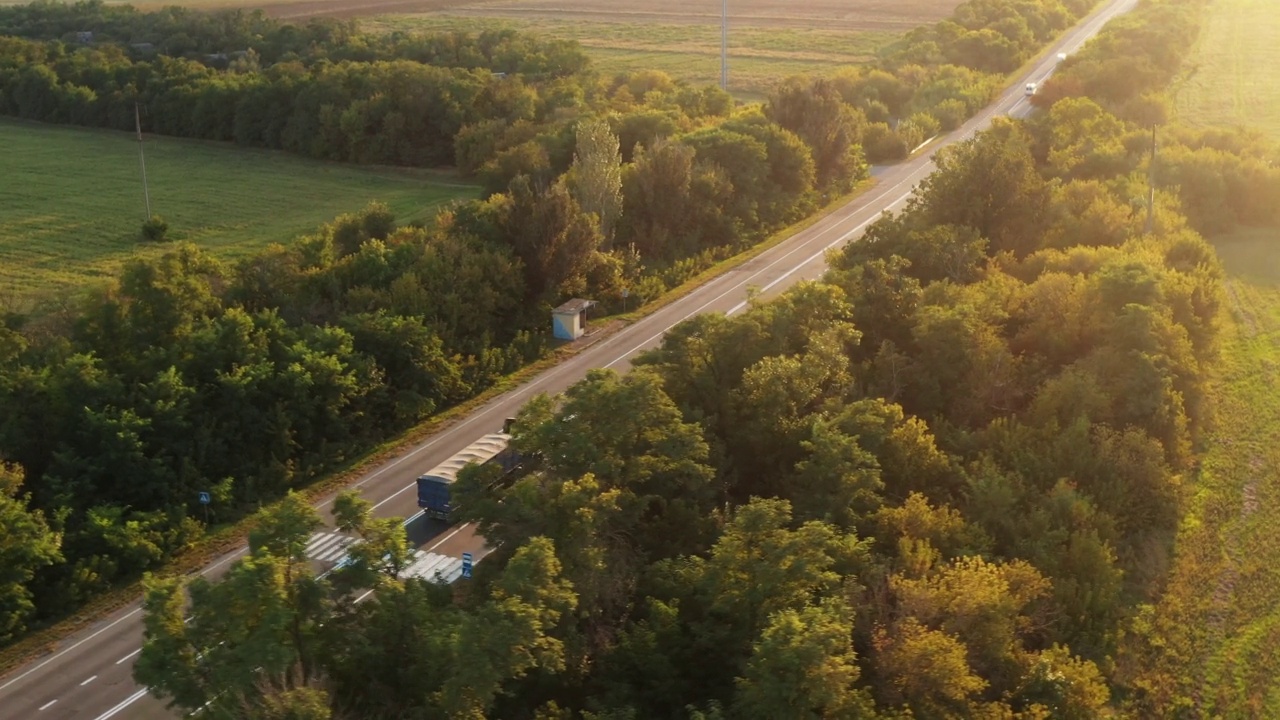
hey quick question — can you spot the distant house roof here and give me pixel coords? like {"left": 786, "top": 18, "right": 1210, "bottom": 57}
{"left": 553, "top": 298, "right": 596, "bottom": 316}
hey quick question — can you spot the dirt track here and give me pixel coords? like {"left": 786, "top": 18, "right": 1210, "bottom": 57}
{"left": 262, "top": 0, "right": 959, "bottom": 30}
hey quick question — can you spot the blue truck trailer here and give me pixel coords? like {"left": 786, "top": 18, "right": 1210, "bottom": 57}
{"left": 416, "top": 420, "right": 519, "bottom": 520}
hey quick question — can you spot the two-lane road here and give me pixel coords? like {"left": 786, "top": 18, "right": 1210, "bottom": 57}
{"left": 0, "top": 1, "right": 1136, "bottom": 716}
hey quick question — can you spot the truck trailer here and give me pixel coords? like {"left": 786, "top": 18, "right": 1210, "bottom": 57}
{"left": 416, "top": 421, "right": 519, "bottom": 520}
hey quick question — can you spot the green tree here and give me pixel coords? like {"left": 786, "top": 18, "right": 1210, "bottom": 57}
{"left": 135, "top": 493, "right": 330, "bottom": 716}
{"left": 500, "top": 175, "right": 602, "bottom": 300}
{"left": 732, "top": 599, "right": 877, "bottom": 720}
{"left": 569, "top": 117, "right": 624, "bottom": 245}
{"left": 438, "top": 537, "right": 577, "bottom": 718}
{"left": 765, "top": 76, "right": 868, "bottom": 191}
{"left": 918, "top": 119, "right": 1052, "bottom": 258}
{"left": 873, "top": 618, "right": 987, "bottom": 718}
{"left": 0, "top": 461, "right": 62, "bottom": 644}
{"left": 331, "top": 490, "right": 414, "bottom": 588}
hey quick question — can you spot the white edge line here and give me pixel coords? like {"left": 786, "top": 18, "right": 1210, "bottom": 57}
{"left": 91, "top": 688, "right": 149, "bottom": 720}
{"left": 0, "top": 607, "right": 142, "bottom": 692}
{"left": 0, "top": 0, "right": 1135, "bottom": 704}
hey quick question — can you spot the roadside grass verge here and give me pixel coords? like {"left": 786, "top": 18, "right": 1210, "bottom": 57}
{"left": 1172, "top": 0, "right": 1280, "bottom": 139}
{"left": 0, "top": 118, "right": 477, "bottom": 303}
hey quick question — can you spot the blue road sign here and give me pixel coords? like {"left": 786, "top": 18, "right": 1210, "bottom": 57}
{"left": 198, "top": 491, "right": 211, "bottom": 505}
{"left": 461, "top": 552, "right": 473, "bottom": 579}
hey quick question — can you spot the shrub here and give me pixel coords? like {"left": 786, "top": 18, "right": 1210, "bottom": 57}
{"left": 140, "top": 214, "right": 169, "bottom": 242}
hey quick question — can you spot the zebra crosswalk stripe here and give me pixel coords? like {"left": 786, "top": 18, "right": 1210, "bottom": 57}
{"left": 304, "top": 532, "right": 356, "bottom": 562}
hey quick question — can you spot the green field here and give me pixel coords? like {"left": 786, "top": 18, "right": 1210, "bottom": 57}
{"left": 0, "top": 119, "right": 477, "bottom": 302}
{"left": 1127, "top": 227, "right": 1280, "bottom": 713}
{"left": 364, "top": 15, "right": 892, "bottom": 100}
{"left": 1174, "top": 0, "right": 1280, "bottom": 138}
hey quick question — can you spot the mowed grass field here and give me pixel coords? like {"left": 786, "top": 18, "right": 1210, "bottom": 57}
{"left": 1125, "top": 228, "right": 1280, "bottom": 714}
{"left": 0, "top": 119, "right": 476, "bottom": 301}
{"left": 1174, "top": 0, "right": 1280, "bottom": 138}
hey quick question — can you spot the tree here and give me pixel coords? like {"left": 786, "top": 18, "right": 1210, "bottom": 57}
{"left": 765, "top": 76, "right": 868, "bottom": 191}
{"left": 569, "top": 117, "right": 623, "bottom": 246}
{"left": 0, "top": 461, "right": 62, "bottom": 644}
{"left": 918, "top": 119, "right": 1052, "bottom": 258}
{"left": 438, "top": 537, "right": 577, "bottom": 718}
{"left": 136, "top": 493, "right": 331, "bottom": 717}
{"left": 732, "top": 599, "right": 877, "bottom": 720}
{"left": 892, "top": 556, "right": 1051, "bottom": 691}
{"left": 330, "top": 489, "right": 414, "bottom": 587}
{"left": 500, "top": 175, "right": 602, "bottom": 301}
{"left": 873, "top": 618, "right": 987, "bottom": 718}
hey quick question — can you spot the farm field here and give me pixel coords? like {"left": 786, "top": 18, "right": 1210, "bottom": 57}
{"left": 0, "top": 119, "right": 477, "bottom": 302}
{"left": 119, "top": 0, "right": 965, "bottom": 98}
{"left": 347, "top": 0, "right": 965, "bottom": 98}
{"left": 1173, "top": 0, "right": 1280, "bottom": 138}
{"left": 1124, "top": 227, "right": 1280, "bottom": 714}
{"left": 364, "top": 14, "right": 891, "bottom": 96}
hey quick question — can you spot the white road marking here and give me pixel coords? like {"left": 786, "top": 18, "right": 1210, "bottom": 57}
{"left": 0, "top": 5, "right": 1141, "bottom": 718}
{"left": 80, "top": 675, "right": 97, "bottom": 686}
{"left": 304, "top": 532, "right": 357, "bottom": 562}
{"left": 39, "top": 700, "right": 57, "bottom": 710}
{"left": 91, "top": 688, "right": 149, "bottom": 720}
{"left": 425, "top": 523, "right": 468, "bottom": 553}
{"left": 0, "top": 607, "right": 142, "bottom": 692}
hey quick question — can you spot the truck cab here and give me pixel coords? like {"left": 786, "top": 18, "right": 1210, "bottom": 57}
{"left": 1025, "top": 82, "right": 1038, "bottom": 97}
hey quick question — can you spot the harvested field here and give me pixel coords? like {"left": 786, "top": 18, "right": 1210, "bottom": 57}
{"left": 260, "top": 0, "right": 957, "bottom": 31}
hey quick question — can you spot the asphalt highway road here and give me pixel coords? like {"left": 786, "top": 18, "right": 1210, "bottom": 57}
{"left": 0, "top": 1, "right": 1137, "bottom": 716}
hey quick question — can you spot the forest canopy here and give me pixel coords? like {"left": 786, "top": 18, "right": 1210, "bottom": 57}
{"left": 0, "top": 0, "right": 1110, "bottom": 647}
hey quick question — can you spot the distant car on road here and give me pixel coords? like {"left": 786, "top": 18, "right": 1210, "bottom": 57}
{"left": 1057, "top": 52, "right": 1068, "bottom": 62}
{"left": 1025, "top": 82, "right": 1038, "bottom": 96}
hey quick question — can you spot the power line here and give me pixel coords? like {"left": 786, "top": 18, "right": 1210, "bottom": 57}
{"left": 720, "top": 0, "right": 728, "bottom": 90}
{"left": 135, "top": 101, "right": 152, "bottom": 219}
{"left": 1145, "top": 124, "right": 1156, "bottom": 234}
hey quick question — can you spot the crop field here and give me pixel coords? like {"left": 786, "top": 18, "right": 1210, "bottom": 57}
{"left": 1125, "top": 228, "right": 1280, "bottom": 714}
{"left": 0, "top": 119, "right": 476, "bottom": 302}
{"left": 125, "top": 0, "right": 964, "bottom": 98}
{"left": 1174, "top": 0, "right": 1280, "bottom": 139}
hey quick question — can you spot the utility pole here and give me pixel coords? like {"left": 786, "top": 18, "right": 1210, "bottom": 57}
{"left": 135, "top": 101, "right": 152, "bottom": 219}
{"left": 1145, "top": 124, "right": 1156, "bottom": 235}
{"left": 720, "top": 0, "right": 728, "bottom": 90}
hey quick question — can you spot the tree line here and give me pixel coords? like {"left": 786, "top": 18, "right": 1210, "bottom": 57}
{"left": 0, "top": 0, "right": 1105, "bottom": 173}
{"left": 1032, "top": 0, "right": 1280, "bottom": 236}
{"left": 127, "top": 0, "right": 1280, "bottom": 712}
{"left": 0, "top": 0, "right": 588, "bottom": 75}
{"left": 0, "top": 0, "right": 1116, "bottom": 648}
{"left": 135, "top": 109, "right": 1227, "bottom": 719}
